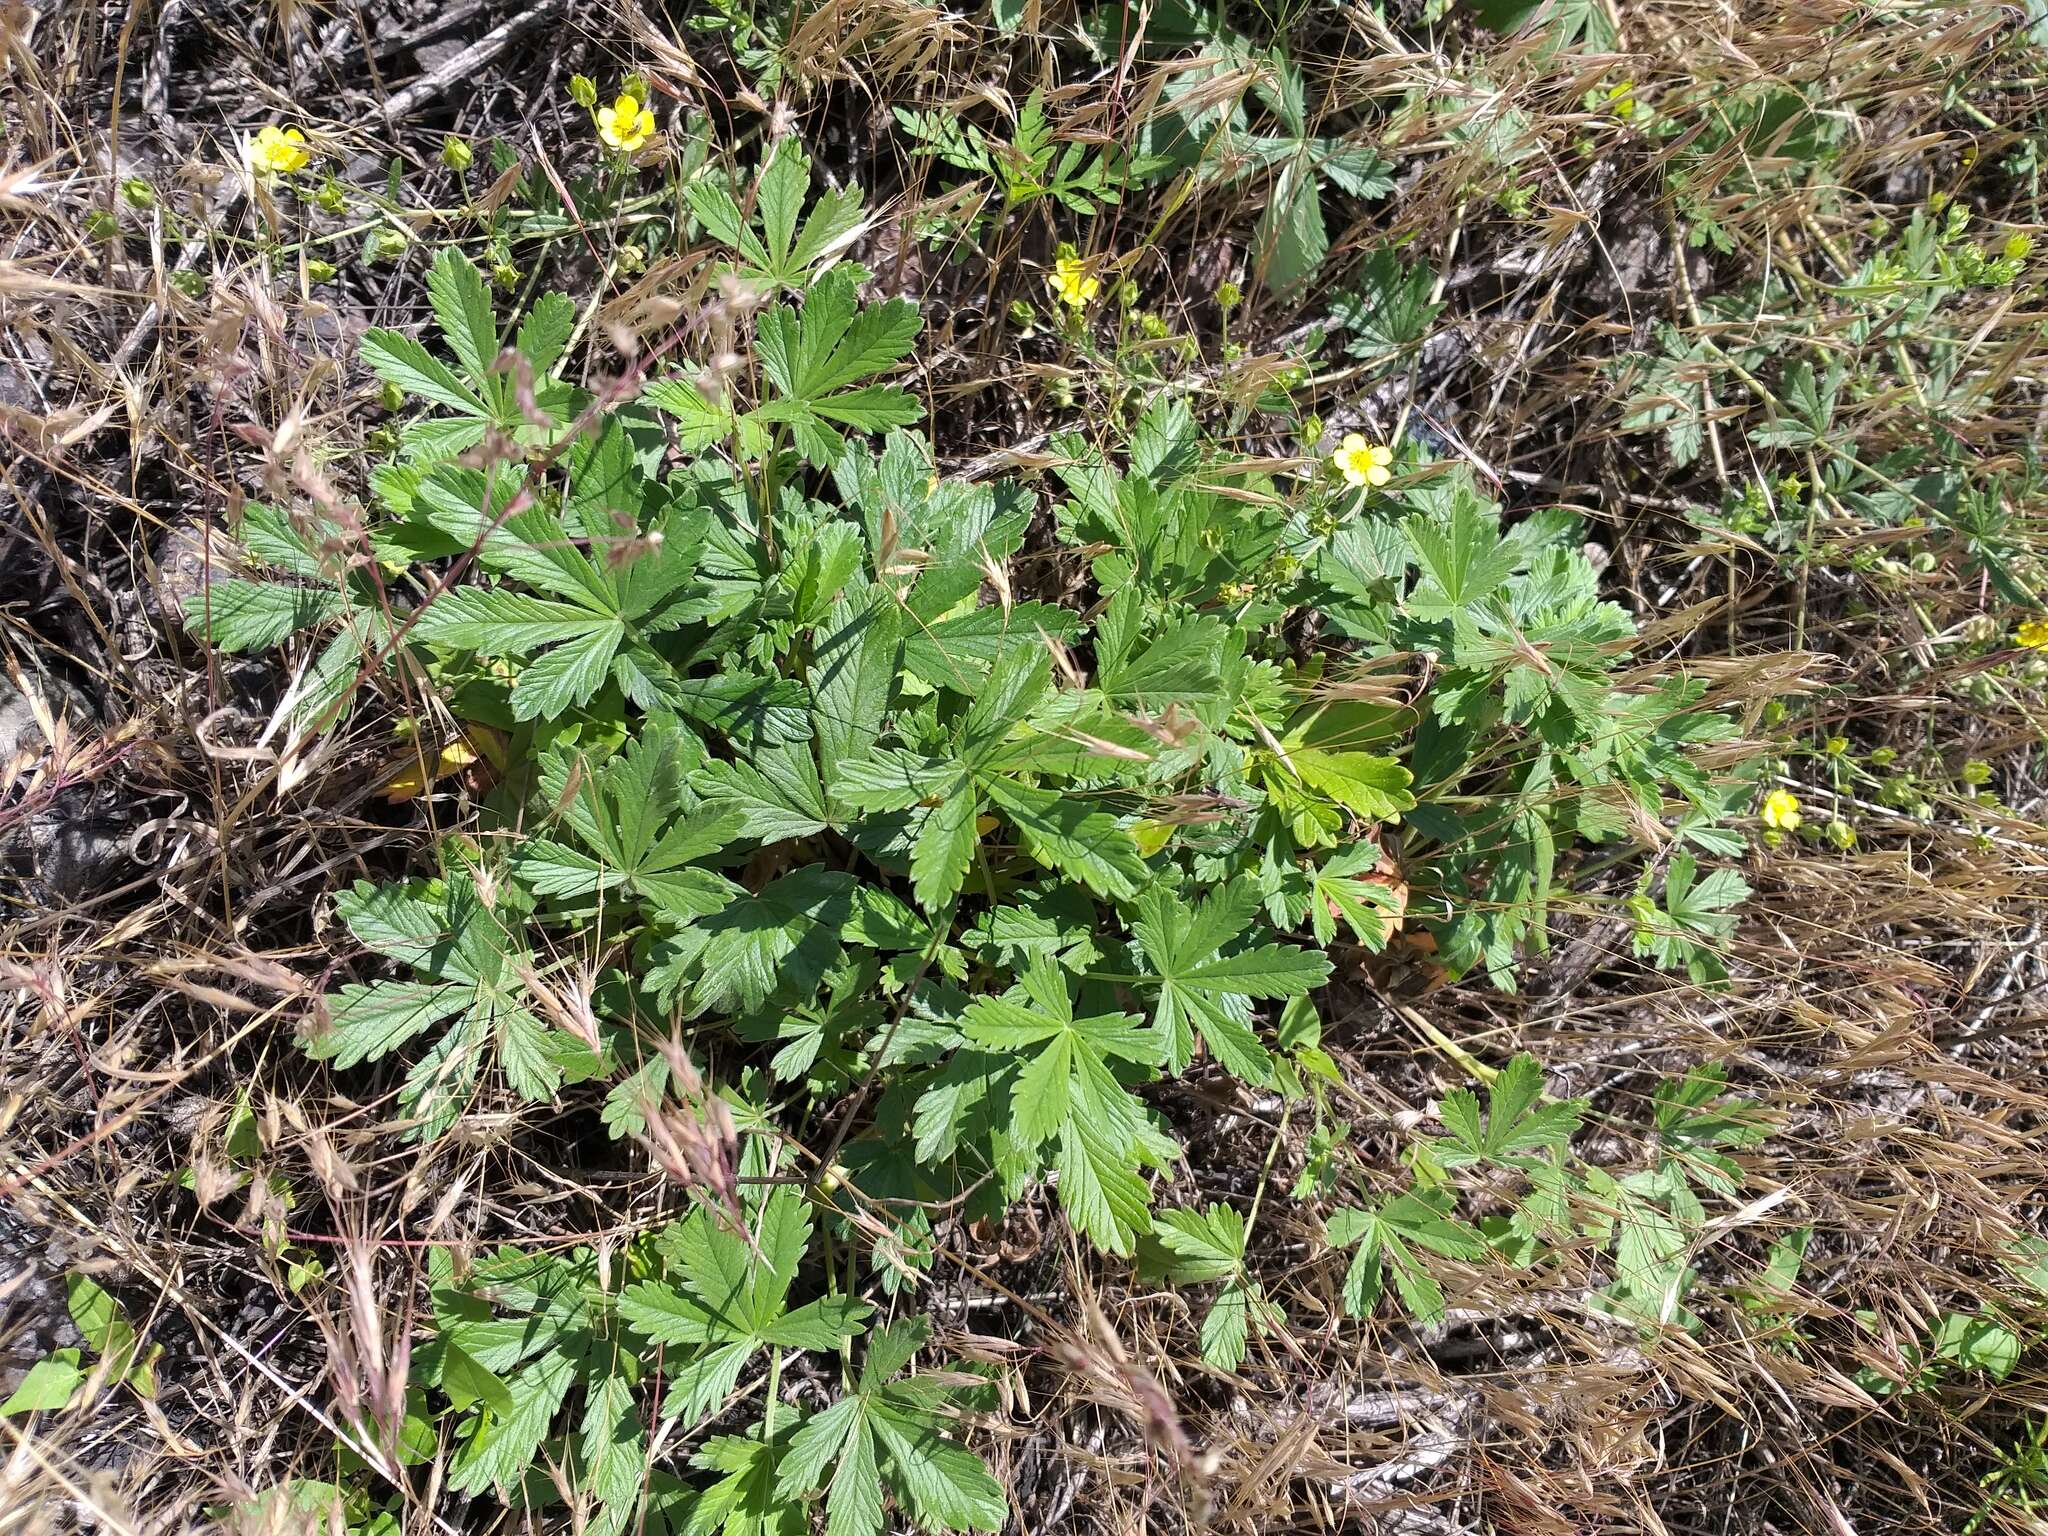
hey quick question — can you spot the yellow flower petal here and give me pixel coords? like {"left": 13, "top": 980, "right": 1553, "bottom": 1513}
{"left": 1047, "top": 255, "right": 1099, "bottom": 309}
{"left": 251, "top": 125, "right": 311, "bottom": 175}
{"left": 1760, "top": 788, "right": 1802, "bottom": 832}
{"left": 1330, "top": 434, "right": 1396, "bottom": 491}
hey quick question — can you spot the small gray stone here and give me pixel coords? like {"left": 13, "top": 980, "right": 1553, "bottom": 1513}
{"left": 142, "top": 521, "right": 241, "bottom": 634}
{"left": 31, "top": 816, "right": 133, "bottom": 901}
{"left": 0, "top": 667, "right": 96, "bottom": 765}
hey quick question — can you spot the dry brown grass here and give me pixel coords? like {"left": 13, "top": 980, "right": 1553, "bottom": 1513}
{"left": 3, "top": 1, "right": 2047, "bottom": 1534}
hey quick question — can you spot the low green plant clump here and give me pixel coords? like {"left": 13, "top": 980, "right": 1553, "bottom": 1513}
{"left": 176, "top": 127, "right": 1805, "bottom": 1534}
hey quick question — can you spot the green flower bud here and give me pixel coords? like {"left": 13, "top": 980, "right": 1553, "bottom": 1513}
{"left": 570, "top": 75, "right": 598, "bottom": 109}
{"left": 441, "top": 135, "right": 474, "bottom": 173}
{"left": 121, "top": 177, "right": 156, "bottom": 209}
{"left": 306, "top": 258, "right": 337, "bottom": 283}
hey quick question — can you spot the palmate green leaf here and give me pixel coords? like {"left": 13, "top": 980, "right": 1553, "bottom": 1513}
{"left": 1403, "top": 491, "right": 1521, "bottom": 620}
{"left": 1123, "top": 881, "right": 1330, "bottom": 1084}
{"left": 620, "top": 1189, "right": 871, "bottom": 1424}
{"left": 362, "top": 250, "right": 584, "bottom": 462}
{"left": 667, "top": 672, "right": 813, "bottom": 747}
{"left": 1327, "top": 1191, "right": 1488, "bottom": 1325}
{"left": 1309, "top": 843, "right": 1404, "bottom": 949}
{"left": 314, "top": 980, "right": 472, "bottom": 1071}
{"left": 1436, "top": 1052, "right": 1585, "bottom": 1167}
{"left": 959, "top": 960, "right": 1160, "bottom": 1253}
{"left": 691, "top": 866, "right": 858, "bottom": 1014}
{"left": 516, "top": 725, "right": 745, "bottom": 919}
{"left": 512, "top": 624, "right": 626, "bottom": 719}
{"left": 836, "top": 642, "right": 1145, "bottom": 913}
{"left": 430, "top": 1245, "right": 593, "bottom": 1374}
{"left": 306, "top": 875, "right": 582, "bottom": 1140}
{"left": 1284, "top": 747, "right": 1416, "bottom": 822}
{"left": 691, "top": 1419, "right": 808, "bottom": 1536}
{"left": 1631, "top": 852, "right": 1749, "bottom": 985}
{"left": 898, "top": 602, "right": 1080, "bottom": 694}
{"left": 1150, "top": 1202, "right": 1246, "bottom": 1280}
{"left": 688, "top": 138, "right": 872, "bottom": 293}
{"left": 646, "top": 376, "right": 744, "bottom": 452}
{"left": 407, "top": 464, "right": 711, "bottom": 722}
{"left": 1142, "top": 1206, "right": 1279, "bottom": 1372}
{"left": 696, "top": 750, "right": 831, "bottom": 842}
{"left": 1331, "top": 248, "right": 1444, "bottom": 365}
{"left": 413, "top": 464, "right": 607, "bottom": 604}
{"left": 961, "top": 962, "right": 1155, "bottom": 1152}
{"left": 184, "top": 579, "right": 345, "bottom": 652}
{"left": 775, "top": 1319, "right": 1003, "bottom": 1536}
{"left": 233, "top": 500, "right": 330, "bottom": 579}
{"left": 1093, "top": 613, "right": 1240, "bottom": 728}
{"left": 753, "top": 269, "right": 921, "bottom": 465}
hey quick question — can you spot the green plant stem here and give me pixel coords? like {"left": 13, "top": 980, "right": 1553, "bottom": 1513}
{"left": 1243, "top": 1100, "right": 1294, "bottom": 1236}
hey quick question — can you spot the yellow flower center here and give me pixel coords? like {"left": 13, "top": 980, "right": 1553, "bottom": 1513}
{"left": 1047, "top": 256, "right": 1100, "bottom": 309}
{"left": 1760, "top": 789, "right": 1802, "bottom": 832}
{"left": 251, "top": 126, "right": 310, "bottom": 176}
{"left": 1331, "top": 434, "right": 1393, "bottom": 489}
{"left": 597, "top": 94, "right": 656, "bottom": 153}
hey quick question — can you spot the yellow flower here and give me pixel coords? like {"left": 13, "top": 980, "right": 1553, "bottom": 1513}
{"left": 1332, "top": 433, "right": 1393, "bottom": 489}
{"left": 2017, "top": 617, "right": 2048, "bottom": 650}
{"left": 1047, "top": 255, "right": 1100, "bottom": 309}
{"left": 1761, "top": 788, "right": 1802, "bottom": 832}
{"left": 597, "top": 93, "right": 656, "bottom": 153}
{"left": 250, "top": 126, "right": 311, "bottom": 176}
{"left": 379, "top": 739, "right": 480, "bottom": 804}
